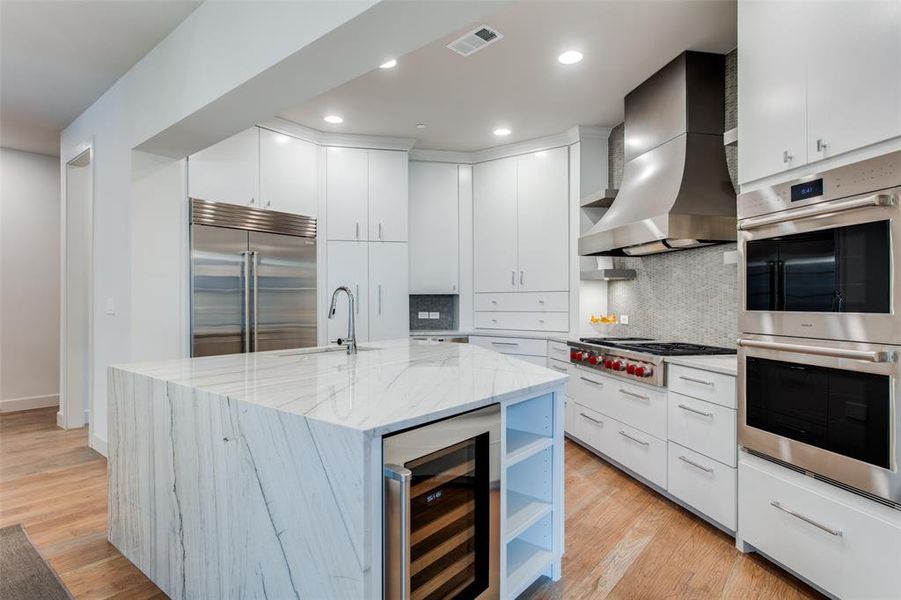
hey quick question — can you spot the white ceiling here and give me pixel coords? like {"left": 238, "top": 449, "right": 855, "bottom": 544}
{"left": 279, "top": 1, "right": 737, "bottom": 152}
{"left": 1, "top": 0, "right": 201, "bottom": 156}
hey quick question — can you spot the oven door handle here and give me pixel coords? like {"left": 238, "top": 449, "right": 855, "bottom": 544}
{"left": 738, "top": 338, "right": 896, "bottom": 363}
{"left": 738, "top": 193, "right": 895, "bottom": 230}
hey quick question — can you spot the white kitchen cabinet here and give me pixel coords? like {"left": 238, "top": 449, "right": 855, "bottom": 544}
{"left": 473, "top": 157, "right": 518, "bottom": 293}
{"left": 737, "top": 0, "right": 807, "bottom": 184}
{"left": 409, "top": 162, "right": 459, "bottom": 293}
{"left": 326, "top": 241, "right": 369, "bottom": 343}
{"left": 259, "top": 129, "right": 318, "bottom": 216}
{"left": 516, "top": 147, "right": 569, "bottom": 292}
{"left": 806, "top": 1, "right": 901, "bottom": 161}
{"left": 369, "top": 150, "right": 408, "bottom": 242}
{"left": 368, "top": 242, "right": 409, "bottom": 341}
{"left": 188, "top": 127, "right": 260, "bottom": 207}
{"left": 326, "top": 147, "right": 368, "bottom": 241}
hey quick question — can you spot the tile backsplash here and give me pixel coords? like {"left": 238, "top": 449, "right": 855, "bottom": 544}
{"left": 606, "top": 244, "right": 738, "bottom": 347}
{"left": 409, "top": 295, "right": 458, "bottom": 331}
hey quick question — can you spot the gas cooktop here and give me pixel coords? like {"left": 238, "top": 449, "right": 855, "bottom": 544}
{"left": 578, "top": 338, "right": 736, "bottom": 357}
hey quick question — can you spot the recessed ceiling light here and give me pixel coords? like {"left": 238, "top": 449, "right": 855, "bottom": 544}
{"left": 415, "top": 123, "right": 426, "bottom": 129}
{"left": 324, "top": 114, "right": 344, "bottom": 124}
{"left": 379, "top": 59, "right": 397, "bottom": 69}
{"left": 558, "top": 50, "right": 583, "bottom": 65}
{"left": 493, "top": 127, "right": 511, "bottom": 136}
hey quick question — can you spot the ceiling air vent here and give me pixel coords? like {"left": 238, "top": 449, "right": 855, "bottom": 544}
{"left": 447, "top": 25, "right": 503, "bottom": 57}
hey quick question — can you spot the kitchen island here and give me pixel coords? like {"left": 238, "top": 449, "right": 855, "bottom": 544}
{"left": 108, "top": 338, "right": 566, "bottom": 599}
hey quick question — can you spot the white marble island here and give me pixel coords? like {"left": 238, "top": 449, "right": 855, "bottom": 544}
{"left": 108, "top": 338, "right": 567, "bottom": 600}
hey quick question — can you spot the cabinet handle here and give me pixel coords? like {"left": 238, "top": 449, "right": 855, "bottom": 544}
{"left": 679, "top": 375, "right": 713, "bottom": 386}
{"left": 511, "top": 270, "right": 516, "bottom": 286}
{"left": 491, "top": 300, "right": 497, "bottom": 304}
{"left": 618, "top": 430, "right": 649, "bottom": 446}
{"left": 580, "top": 413, "right": 603, "bottom": 425}
{"left": 618, "top": 388, "right": 649, "bottom": 402}
{"left": 677, "top": 403, "right": 714, "bottom": 418}
{"left": 378, "top": 284, "right": 382, "bottom": 315}
{"left": 816, "top": 138, "right": 828, "bottom": 153}
{"left": 490, "top": 341, "right": 518, "bottom": 347}
{"left": 520, "top": 270, "right": 524, "bottom": 285}
{"left": 265, "top": 200, "right": 271, "bottom": 208}
{"left": 769, "top": 501, "right": 842, "bottom": 537}
{"left": 249, "top": 197, "right": 256, "bottom": 205}
{"left": 538, "top": 299, "right": 545, "bottom": 304}
{"left": 379, "top": 222, "right": 383, "bottom": 240}
{"left": 580, "top": 376, "right": 603, "bottom": 387}
{"left": 678, "top": 455, "right": 713, "bottom": 473}
{"left": 550, "top": 365, "right": 568, "bottom": 373}
{"left": 782, "top": 150, "right": 792, "bottom": 164}
{"left": 355, "top": 222, "right": 360, "bottom": 240}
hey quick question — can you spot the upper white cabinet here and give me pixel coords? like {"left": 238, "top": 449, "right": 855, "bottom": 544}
{"left": 326, "top": 147, "right": 369, "bottom": 241}
{"left": 473, "top": 147, "right": 569, "bottom": 294}
{"left": 409, "top": 161, "right": 459, "bottom": 294}
{"left": 473, "top": 156, "right": 519, "bottom": 293}
{"left": 516, "top": 148, "right": 569, "bottom": 292}
{"left": 188, "top": 127, "right": 260, "bottom": 207}
{"left": 369, "top": 242, "right": 410, "bottom": 340}
{"left": 259, "top": 129, "right": 318, "bottom": 216}
{"left": 326, "top": 148, "right": 409, "bottom": 242}
{"left": 738, "top": 1, "right": 901, "bottom": 184}
{"left": 369, "top": 150, "right": 408, "bottom": 242}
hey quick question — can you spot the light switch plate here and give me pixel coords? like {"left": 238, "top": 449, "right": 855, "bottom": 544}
{"left": 418, "top": 312, "right": 429, "bottom": 319}
{"left": 429, "top": 312, "right": 440, "bottom": 319}
{"left": 620, "top": 314, "right": 629, "bottom": 325}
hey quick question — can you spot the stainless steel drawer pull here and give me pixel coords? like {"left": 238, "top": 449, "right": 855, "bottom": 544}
{"left": 738, "top": 338, "right": 895, "bottom": 363}
{"left": 678, "top": 403, "right": 714, "bottom": 418}
{"left": 618, "top": 430, "right": 649, "bottom": 446}
{"left": 619, "top": 388, "right": 649, "bottom": 401}
{"left": 580, "top": 413, "right": 603, "bottom": 425}
{"left": 738, "top": 193, "right": 895, "bottom": 230}
{"left": 678, "top": 455, "right": 713, "bottom": 473}
{"left": 679, "top": 375, "right": 713, "bottom": 386}
{"left": 769, "top": 501, "right": 842, "bottom": 537}
{"left": 490, "top": 341, "right": 518, "bottom": 347}
{"left": 551, "top": 365, "right": 568, "bottom": 373}
{"left": 580, "top": 376, "right": 604, "bottom": 386}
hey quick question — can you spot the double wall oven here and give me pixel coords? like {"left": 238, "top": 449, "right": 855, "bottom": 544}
{"left": 738, "top": 151, "right": 901, "bottom": 507}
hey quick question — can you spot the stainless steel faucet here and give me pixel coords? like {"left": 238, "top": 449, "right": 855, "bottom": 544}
{"left": 328, "top": 286, "right": 357, "bottom": 354}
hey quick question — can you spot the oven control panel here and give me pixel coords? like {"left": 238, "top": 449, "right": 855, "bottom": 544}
{"left": 569, "top": 348, "right": 661, "bottom": 386}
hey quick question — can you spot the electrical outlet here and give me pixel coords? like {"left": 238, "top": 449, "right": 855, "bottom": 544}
{"left": 429, "top": 312, "right": 440, "bottom": 319}
{"left": 418, "top": 312, "right": 429, "bottom": 319}
{"left": 620, "top": 314, "right": 629, "bottom": 325}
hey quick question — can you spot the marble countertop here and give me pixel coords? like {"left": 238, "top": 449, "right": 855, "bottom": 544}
{"left": 112, "top": 338, "right": 567, "bottom": 437}
{"left": 664, "top": 355, "right": 737, "bottom": 376}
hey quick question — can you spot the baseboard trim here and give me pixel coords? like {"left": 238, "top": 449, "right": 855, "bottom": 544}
{"left": 91, "top": 434, "right": 108, "bottom": 458}
{"left": 0, "top": 394, "right": 59, "bottom": 413}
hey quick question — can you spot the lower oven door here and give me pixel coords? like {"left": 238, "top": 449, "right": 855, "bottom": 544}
{"left": 738, "top": 335, "right": 901, "bottom": 505}
{"left": 383, "top": 404, "right": 500, "bottom": 600}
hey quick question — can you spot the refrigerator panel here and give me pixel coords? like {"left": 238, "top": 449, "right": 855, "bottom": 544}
{"left": 191, "top": 225, "right": 249, "bottom": 357}
{"left": 249, "top": 231, "right": 317, "bottom": 351}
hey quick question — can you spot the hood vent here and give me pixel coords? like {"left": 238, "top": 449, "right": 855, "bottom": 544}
{"left": 447, "top": 25, "right": 503, "bottom": 57}
{"left": 579, "top": 51, "right": 736, "bottom": 257}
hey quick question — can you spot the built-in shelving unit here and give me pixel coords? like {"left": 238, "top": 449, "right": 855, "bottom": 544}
{"left": 501, "top": 392, "right": 563, "bottom": 599}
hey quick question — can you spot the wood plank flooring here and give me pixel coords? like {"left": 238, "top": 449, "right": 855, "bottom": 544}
{"left": 0, "top": 407, "right": 822, "bottom": 599}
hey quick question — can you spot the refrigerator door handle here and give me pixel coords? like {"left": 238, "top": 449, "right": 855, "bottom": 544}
{"left": 252, "top": 251, "right": 259, "bottom": 353}
{"left": 241, "top": 250, "right": 251, "bottom": 353}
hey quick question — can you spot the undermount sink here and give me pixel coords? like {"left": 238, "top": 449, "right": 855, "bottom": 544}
{"left": 277, "top": 345, "right": 376, "bottom": 357}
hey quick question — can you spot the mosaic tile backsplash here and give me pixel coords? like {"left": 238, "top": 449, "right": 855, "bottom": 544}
{"left": 409, "top": 295, "right": 458, "bottom": 331}
{"left": 605, "top": 244, "right": 738, "bottom": 347}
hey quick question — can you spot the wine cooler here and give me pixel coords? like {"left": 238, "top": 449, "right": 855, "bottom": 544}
{"left": 384, "top": 404, "right": 500, "bottom": 600}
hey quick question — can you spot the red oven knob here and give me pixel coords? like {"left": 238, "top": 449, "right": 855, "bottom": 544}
{"left": 612, "top": 360, "right": 623, "bottom": 371}
{"left": 634, "top": 366, "right": 646, "bottom": 377}
{"left": 604, "top": 359, "right": 613, "bottom": 369}
{"left": 570, "top": 350, "right": 581, "bottom": 361}
{"left": 626, "top": 364, "right": 637, "bottom": 375}
{"left": 588, "top": 354, "right": 599, "bottom": 365}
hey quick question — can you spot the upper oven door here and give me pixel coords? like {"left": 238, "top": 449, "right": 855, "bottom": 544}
{"left": 737, "top": 334, "right": 901, "bottom": 506}
{"left": 738, "top": 188, "right": 901, "bottom": 343}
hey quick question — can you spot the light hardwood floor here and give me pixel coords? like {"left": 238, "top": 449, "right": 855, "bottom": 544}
{"left": 1, "top": 407, "right": 822, "bottom": 600}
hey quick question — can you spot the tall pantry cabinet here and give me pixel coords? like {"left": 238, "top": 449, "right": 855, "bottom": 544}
{"left": 325, "top": 147, "right": 409, "bottom": 342}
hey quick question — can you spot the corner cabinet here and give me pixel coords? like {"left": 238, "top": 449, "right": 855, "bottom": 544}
{"left": 738, "top": 0, "right": 901, "bottom": 184}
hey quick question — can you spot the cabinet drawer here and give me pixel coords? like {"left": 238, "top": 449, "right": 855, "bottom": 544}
{"left": 739, "top": 453, "right": 901, "bottom": 599}
{"left": 474, "top": 311, "right": 568, "bottom": 332}
{"left": 572, "top": 370, "right": 666, "bottom": 440}
{"left": 667, "top": 442, "right": 736, "bottom": 531}
{"left": 572, "top": 403, "right": 609, "bottom": 450}
{"left": 547, "top": 341, "right": 570, "bottom": 363}
{"left": 547, "top": 359, "right": 573, "bottom": 398}
{"left": 668, "top": 365, "right": 736, "bottom": 409}
{"left": 469, "top": 335, "right": 547, "bottom": 357}
{"left": 475, "top": 291, "right": 568, "bottom": 312}
{"left": 571, "top": 368, "right": 610, "bottom": 414}
{"left": 608, "top": 419, "right": 667, "bottom": 489}
{"left": 667, "top": 392, "right": 736, "bottom": 467}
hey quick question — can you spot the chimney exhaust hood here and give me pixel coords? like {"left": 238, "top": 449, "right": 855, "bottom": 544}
{"left": 579, "top": 51, "right": 736, "bottom": 257}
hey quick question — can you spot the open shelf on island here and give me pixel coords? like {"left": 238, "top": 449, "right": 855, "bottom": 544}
{"left": 506, "top": 537, "right": 554, "bottom": 599}
{"left": 506, "top": 490, "right": 553, "bottom": 543}
{"left": 506, "top": 429, "right": 553, "bottom": 466}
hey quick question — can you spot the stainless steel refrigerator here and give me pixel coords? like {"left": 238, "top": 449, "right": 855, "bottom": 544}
{"left": 190, "top": 199, "right": 317, "bottom": 357}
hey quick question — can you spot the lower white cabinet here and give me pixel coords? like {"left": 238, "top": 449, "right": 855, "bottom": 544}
{"left": 667, "top": 392, "right": 736, "bottom": 467}
{"left": 326, "top": 241, "right": 369, "bottom": 343}
{"left": 368, "top": 242, "right": 409, "bottom": 341}
{"left": 475, "top": 292, "right": 568, "bottom": 312}
{"left": 667, "top": 442, "right": 736, "bottom": 530}
{"left": 470, "top": 335, "right": 547, "bottom": 357}
{"left": 739, "top": 452, "right": 901, "bottom": 599}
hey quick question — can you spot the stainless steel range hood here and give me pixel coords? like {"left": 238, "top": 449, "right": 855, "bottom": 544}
{"left": 579, "top": 51, "right": 736, "bottom": 257}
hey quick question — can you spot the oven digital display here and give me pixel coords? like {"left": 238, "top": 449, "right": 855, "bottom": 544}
{"left": 790, "top": 178, "right": 824, "bottom": 202}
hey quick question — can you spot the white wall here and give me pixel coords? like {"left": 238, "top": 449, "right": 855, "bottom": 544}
{"left": 0, "top": 148, "right": 61, "bottom": 411}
